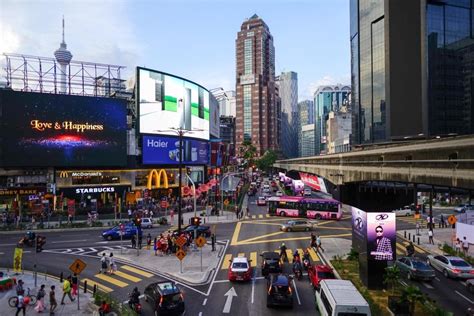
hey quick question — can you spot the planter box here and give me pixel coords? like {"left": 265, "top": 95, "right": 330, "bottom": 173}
{"left": 388, "top": 296, "right": 410, "bottom": 316}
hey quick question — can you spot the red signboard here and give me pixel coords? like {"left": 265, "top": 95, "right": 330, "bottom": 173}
{"left": 299, "top": 172, "right": 327, "bottom": 192}
{"left": 67, "top": 199, "right": 76, "bottom": 216}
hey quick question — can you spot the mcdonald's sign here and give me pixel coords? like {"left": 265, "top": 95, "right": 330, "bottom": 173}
{"left": 59, "top": 171, "right": 69, "bottom": 178}
{"left": 147, "top": 169, "right": 169, "bottom": 190}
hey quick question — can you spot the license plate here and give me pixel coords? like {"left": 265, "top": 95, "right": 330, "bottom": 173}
{"left": 236, "top": 276, "right": 243, "bottom": 280}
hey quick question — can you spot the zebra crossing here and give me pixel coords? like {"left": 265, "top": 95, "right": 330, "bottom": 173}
{"left": 44, "top": 245, "right": 130, "bottom": 256}
{"left": 221, "top": 247, "right": 320, "bottom": 270}
{"left": 244, "top": 214, "right": 272, "bottom": 220}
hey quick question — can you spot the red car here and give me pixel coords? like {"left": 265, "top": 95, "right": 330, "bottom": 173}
{"left": 308, "top": 265, "right": 335, "bottom": 289}
{"left": 228, "top": 257, "right": 253, "bottom": 281}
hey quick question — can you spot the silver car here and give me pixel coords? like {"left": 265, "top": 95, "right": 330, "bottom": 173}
{"left": 427, "top": 255, "right": 474, "bottom": 279}
{"left": 280, "top": 220, "right": 314, "bottom": 232}
{"left": 140, "top": 217, "right": 153, "bottom": 229}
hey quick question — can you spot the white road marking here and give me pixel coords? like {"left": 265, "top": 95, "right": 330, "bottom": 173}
{"left": 251, "top": 272, "right": 255, "bottom": 304}
{"left": 23, "top": 251, "right": 31, "bottom": 253}
{"left": 455, "top": 290, "right": 474, "bottom": 304}
{"left": 435, "top": 277, "right": 441, "bottom": 282}
{"left": 198, "top": 313, "right": 202, "bottom": 316}
{"left": 460, "top": 281, "right": 467, "bottom": 286}
{"left": 202, "top": 298, "right": 207, "bottom": 306}
{"left": 223, "top": 287, "right": 237, "bottom": 313}
{"left": 292, "top": 279, "right": 302, "bottom": 305}
{"left": 422, "top": 282, "right": 434, "bottom": 289}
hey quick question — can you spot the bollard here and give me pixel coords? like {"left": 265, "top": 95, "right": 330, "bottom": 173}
{"left": 408, "top": 233, "right": 411, "bottom": 240}
{"left": 84, "top": 280, "right": 88, "bottom": 293}
{"left": 60, "top": 272, "right": 63, "bottom": 283}
{"left": 93, "top": 284, "right": 97, "bottom": 294}
{"left": 404, "top": 231, "right": 406, "bottom": 238}
{"left": 417, "top": 237, "right": 420, "bottom": 245}
{"left": 413, "top": 235, "right": 415, "bottom": 242}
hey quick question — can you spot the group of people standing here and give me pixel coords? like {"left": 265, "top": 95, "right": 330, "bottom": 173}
{"left": 100, "top": 252, "right": 117, "bottom": 274}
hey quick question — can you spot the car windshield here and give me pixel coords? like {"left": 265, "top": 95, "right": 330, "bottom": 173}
{"left": 232, "top": 262, "right": 248, "bottom": 269}
{"left": 411, "top": 261, "right": 428, "bottom": 269}
{"left": 163, "top": 293, "right": 181, "bottom": 304}
{"left": 450, "top": 259, "right": 470, "bottom": 267}
{"left": 317, "top": 272, "right": 335, "bottom": 279}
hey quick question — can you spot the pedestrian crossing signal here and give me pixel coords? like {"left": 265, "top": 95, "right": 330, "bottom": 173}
{"left": 191, "top": 217, "right": 201, "bottom": 226}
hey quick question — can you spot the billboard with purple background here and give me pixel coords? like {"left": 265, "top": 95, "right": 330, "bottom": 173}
{"left": 142, "top": 135, "right": 209, "bottom": 165}
{"left": 367, "top": 212, "right": 396, "bottom": 261}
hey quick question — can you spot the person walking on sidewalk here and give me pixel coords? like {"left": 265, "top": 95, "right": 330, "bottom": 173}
{"left": 49, "top": 285, "right": 58, "bottom": 315}
{"left": 71, "top": 273, "right": 78, "bottom": 298}
{"left": 428, "top": 229, "right": 434, "bottom": 245}
{"left": 455, "top": 238, "right": 462, "bottom": 254}
{"left": 60, "top": 276, "right": 75, "bottom": 305}
{"left": 211, "top": 233, "right": 216, "bottom": 251}
{"left": 416, "top": 222, "right": 421, "bottom": 236}
{"left": 316, "top": 235, "right": 325, "bottom": 252}
{"left": 146, "top": 233, "right": 152, "bottom": 250}
{"left": 462, "top": 236, "right": 470, "bottom": 256}
{"left": 100, "top": 253, "right": 108, "bottom": 274}
{"left": 34, "top": 284, "right": 46, "bottom": 313}
{"left": 15, "top": 294, "right": 25, "bottom": 316}
{"left": 108, "top": 253, "right": 117, "bottom": 275}
{"left": 440, "top": 214, "right": 445, "bottom": 228}
{"left": 131, "top": 234, "right": 136, "bottom": 249}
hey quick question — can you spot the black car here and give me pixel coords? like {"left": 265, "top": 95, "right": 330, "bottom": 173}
{"left": 395, "top": 257, "right": 436, "bottom": 281}
{"left": 175, "top": 225, "right": 211, "bottom": 238}
{"left": 144, "top": 281, "right": 185, "bottom": 316}
{"left": 261, "top": 252, "right": 282, "bottom": 276}
{"left": 266, "top": 274, "right": 293, "bottom": 308}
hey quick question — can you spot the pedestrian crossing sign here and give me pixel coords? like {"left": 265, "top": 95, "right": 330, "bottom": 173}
{"left": 195, "top": 236, "right": 206, "bottom": 248}
{"left": 69, "top": 258, "right": 87, "bottom": 275}
{"left": 176, "top": 249, "right": 186, "bottom": 261}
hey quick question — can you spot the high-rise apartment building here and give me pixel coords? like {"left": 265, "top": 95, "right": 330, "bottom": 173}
{"left": 278, "top": 71, "right": 299, "bottom": 158}
{"left": 314, "top": 85, "right": 350, "bottom": 155}
{"left": 218, "top": 90, "right": 236, "bottom": 117}
{"left": 235, "top": 14, "right": 278, "bottom": 156}
{"left": 351, "top": 0, "right": 474, "bottom": 145}
{"left": 298, "top": 100, "right": 314, "bottom": 156}
{"left": 300, "top": 124, "right": 316, "bottom": 157}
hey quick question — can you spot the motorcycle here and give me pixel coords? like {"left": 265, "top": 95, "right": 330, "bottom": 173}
{"left": 302, "top": 257, "right": 311, "bottom": 270}
{"left": 293, "top": 262, "right": 303, "bottom": 280}
{"left": 128, "top": 293, "right": 142, "bottom": 314}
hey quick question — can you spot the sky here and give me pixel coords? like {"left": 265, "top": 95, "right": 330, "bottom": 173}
{"left": 0, "top": 0, "right": 350, "bottom": 101}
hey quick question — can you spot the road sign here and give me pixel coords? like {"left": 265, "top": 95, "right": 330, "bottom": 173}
{"left": 120, "top": 223, "right": 125, "bottom": 231}
{"left": 224, "top": 199, "right": 229, "bottom": 206}
{"left": 448, "top": 215, "right": 457, "bottom": 225}
{"left": 176, "top": 236, "right": 187, "bottom": 248}
{"left": 69, "top": 258, "right": 87, "bottom": 275}
{"left": 176, "top": 249, "right": 186, "bottom": 261}
{"left": 195, "top": 236, "right": 206, "bottom": 248}
{"left": 414, "top": 213, "right": 421, "bottom": 219}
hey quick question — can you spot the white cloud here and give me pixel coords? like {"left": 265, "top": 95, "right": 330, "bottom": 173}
{"left": 301, "top": 73, "right": 351, "bottom": 100}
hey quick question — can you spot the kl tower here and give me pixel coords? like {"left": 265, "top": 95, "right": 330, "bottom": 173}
{"left": 54, "top": 17, "right": 73, "bottom": 93}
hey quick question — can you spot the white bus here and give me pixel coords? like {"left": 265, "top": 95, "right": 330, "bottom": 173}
{"left": 316, "top": 279, "right": 371, "bottom": 316}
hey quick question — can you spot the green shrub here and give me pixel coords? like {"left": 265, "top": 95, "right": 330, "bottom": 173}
{"left": 347, "top": 248, "right": 359, "bottom": 261}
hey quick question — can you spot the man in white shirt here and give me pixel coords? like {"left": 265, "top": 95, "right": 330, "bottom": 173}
{"left": 462, "top": 236, "right": 470, "bottom": 256}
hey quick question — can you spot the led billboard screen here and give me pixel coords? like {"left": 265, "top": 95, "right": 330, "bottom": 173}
{"left": 0, "top": 90, "right": 127, "bottom": 167}
{"left": 367, "top": 212, "right": 396, "bottom": 261}
{"left": 142, "top": 135, "right": 209, "bottom": 165}
{"left": 137, "top": 68, "right": 210, "bottom": 140}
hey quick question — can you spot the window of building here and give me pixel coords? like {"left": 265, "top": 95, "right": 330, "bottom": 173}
{"left": 243, "top": 85, "right": 252, "bottom": 141}
{"left": 244, "top": 38, "right": 253, "bottom": 75}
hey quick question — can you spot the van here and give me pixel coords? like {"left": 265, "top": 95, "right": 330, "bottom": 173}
{"left": 316, "top": 279, "right": 371, "bottom": 316}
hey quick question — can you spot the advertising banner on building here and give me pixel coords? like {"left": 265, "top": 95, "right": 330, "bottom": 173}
{"left": 367, "top": 212, "right": 396, "bottom": 261}
{"left": 13, "top": 247, "right": 23, "bottom": 273}
{"left": 142, "top": 135, "right": 209, "bottom": 165}
{"left": 351, "top": 206, "right": 367, "bottom": 253}
{"left": 137, "top": 67, "right": 210, "bottom": 140}
{"left": 0, "top": 90, "right": 127, "bottom": 167}
{"left": 299, "top": 172, "right": 328, "bottom": 193}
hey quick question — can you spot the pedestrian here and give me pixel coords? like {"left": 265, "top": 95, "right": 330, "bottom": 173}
{"left": 415, "top": 222, "right": 421, "bottom": 236}
{"left": 138, "top": 234, "right": 143, "bottom": 249}
{"left": 150, "top": 210, "right": 154, "bottom": 218}
{"left": 440, "top": 214, "right": 445, "bottom": 228}
{"left": 16, "top": 279, "right": 24, "bottom": 295}
{"left": 146, "top": 233, "right": 152, "bottom": 250}
{"left": 131, "top": 234, "right": 136, "bottom": 249}
{"left": 108, "top": 253, "right": 117, "bottom": 274}
{"left": 71, "top": 273, "right": 78, "bottom": 297}
{"left": 428, "top": 229, "right": 434, "bottom": 245}
{"left": 49, "top": 285, "right": 58, "bottom": 315}
{"left": 455, "top": 238, "right": 462, "bottom": 254}
{"left": 100, "top": 253, "right": 108, "bottom": 274}
{"left": 128, "top": 208, "right": 132, "bottom": 220}
{"left": 316, "top": 235, "right": 325, "bottom": 252}
{"left": 153, "top": 237, "right": 158, "bottom": 256}
{"left": 60, "top": 276, "right": 75, "bottom": 305}
{"left": 211, "top": 233, "right": 216, "bottom": 251}
{"left": 246, "top": 206, "right": 250, "bottom": 217}
{"left": 15, "top": 294, "right": 25, "bottom": 316}
{"left": 34, "top": 284, "right": 46, "bottom": 313}
{"left": 462, "top": 236, "right": 470, "bottom": 256}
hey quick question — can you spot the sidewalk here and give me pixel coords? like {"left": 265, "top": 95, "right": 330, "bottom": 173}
{"left": 0, "top": 270, "right": 96, "bottom": 315}
{"left": 397, "top": 227, "right": 474, "bottom": 257}
{"left": 112, "top": 242, "right": 225, "bottom": 285}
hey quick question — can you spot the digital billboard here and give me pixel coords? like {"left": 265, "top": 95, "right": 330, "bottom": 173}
{"left": 137, "top": 67, "right": 210, "bottom": 140}
{"left": 367, "top": 212, "right": 396, "bottom": 261}
{"left": 209, "top": 93, "right": 220, "bottom": 138}
{"left": 351, "top": 206, "right": 367, "bottom": 253}
{"left": 299, "top": 172, "right": 328, "bottom": 193}
{"left": 142, "top": 135, "right": 209, "bottom": 165}
{"left": 0, "top": 90, "right": 127, "bottom": 167}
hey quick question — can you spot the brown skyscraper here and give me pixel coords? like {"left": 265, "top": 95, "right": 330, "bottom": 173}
{"left": 235, "top": 14, "right": 278, "bottom": 157}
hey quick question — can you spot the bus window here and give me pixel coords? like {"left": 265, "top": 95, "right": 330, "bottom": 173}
{"left": 268, "top": 201, "right": 277, "bottom": 215}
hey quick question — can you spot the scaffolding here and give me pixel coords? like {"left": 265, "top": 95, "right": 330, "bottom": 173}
{"left": 2, "top": 53, "right": 126, "bottom": 97}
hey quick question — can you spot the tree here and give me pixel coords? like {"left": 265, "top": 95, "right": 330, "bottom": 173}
{"left": 401, "top": 285, "right": 425, "bottom": 316}
{"left": 383, "top": 265, "right": 401, "bottom": 295}
{"left": 256, "top": 150, "right": 278, "bottom": 171}
{"left": 239, "top": 140, "right": 257, "bottom": 168}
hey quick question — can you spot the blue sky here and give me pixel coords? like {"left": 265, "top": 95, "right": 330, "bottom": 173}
{"left": 0, "top": 0, "right": 350, "bottom": 100}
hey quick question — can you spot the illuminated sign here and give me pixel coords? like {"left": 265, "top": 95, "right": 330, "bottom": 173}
{"left": 58, "top": 171, "right": 103, "bottom": 178}
{"left": 30, "top": 120, "right": 104, "bottom": 132}
{"left": 75, "top": 187, "right": 115, "bottom": 194}
{"left": 240, "top": 74, "right": 255, "bottom": 85}
{"left": 142, "top": 135, "right": 209, "bottom": 165}
{"left": 147, "top": 169, "right": 169, "bottom": 190}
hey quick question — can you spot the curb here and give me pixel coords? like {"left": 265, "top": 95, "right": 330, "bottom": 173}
{"left": 317, "top": 248, "right": 342, "bottom": 279}
{"left": 396, "top": 232, "right": 444, "bottom": 255}
{"left": 0, "top": 226, "right": 114, "bottom": 235}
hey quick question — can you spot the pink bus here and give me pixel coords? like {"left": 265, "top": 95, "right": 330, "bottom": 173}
{"left": 267, "top": 196, "right": 342, "bottom": 220}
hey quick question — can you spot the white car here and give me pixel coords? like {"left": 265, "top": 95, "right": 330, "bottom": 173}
{"left": 303, "top": 188, "right": 312, "bottom": 196}
{"left": 257, "top": 196, "right": 267, "bottom": 206}
{"left": 140, "top": 217, "right": 153, "bottom": 229}
{"left": 276, "top": 191, "right": 283, "bottom": 197}
{"left": 392, "top": 207, "right": 414, "bottom": 217}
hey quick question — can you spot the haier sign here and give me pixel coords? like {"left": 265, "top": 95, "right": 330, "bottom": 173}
{"left": 142, "top": 135, "right": 209, "bottom": 165}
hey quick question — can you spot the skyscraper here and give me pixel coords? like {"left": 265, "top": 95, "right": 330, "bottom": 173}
{"left": 314, "top": 85, "right": 350, "bottom": 155}
{"left": 278, "top": 71, "right": 299, "bottom": 158}
{"left": 235, "top": 14, "right": 278, "bottom": 156}
{"left": 54, "top": 17, "right": 73, "bottom": 93}
{"left": 298, "top": 100, "right": 314, "bottom": 156}
{"left": 350, "top": 0, "right": 474, "bottom": 145}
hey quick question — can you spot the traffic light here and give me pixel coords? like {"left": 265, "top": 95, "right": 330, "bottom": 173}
{"left": 133, "top": 217, "right": 142, "bottom": 227}
{"left": 191, "top": 217, "right": 201, "bottom": 226}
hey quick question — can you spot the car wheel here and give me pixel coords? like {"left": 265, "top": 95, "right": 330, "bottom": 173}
{"left": 107, "top": 235, "right": 113, "bottom": 241}
{"left": 287, "top": 228, "right": 291, "bottom": 232}
{"left": 315, "top": 214, "right": 322, "bottom": 220}
{"left": 443, "top": 269, "right": 449, "bottom": 278}
{"left": 407, "top": 272, "right": 412, "bottom": 280}
{"left": 427, "top": 259, "right": 431, "bottom": 266}
{"left": 280, "top": 211, "right": 286, "bottom": 217}
{"left": 305, "top": 227, "right": 310, "bottom": 232}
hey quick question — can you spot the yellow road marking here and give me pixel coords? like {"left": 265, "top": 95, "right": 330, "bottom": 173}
{"left": 252, "top": 215, "right": 256, "bottom": 219}
{"left": 250, "top": 252, "right": 257, "bottom": 267}
{"left": 235, "top": 233, "right": 352, "bottom": 246}
{"left": 113, "top": 271, "right": 142, "bottom": 283}
{"left": 81, "top": 278, "right": 113, "bottom": 293}
{"left": 286, "top": 249, "right": 293, "bottom": 262}
{"left": 297, "top": 248, "right": 304, "bottom": 258}
{"left": 308, "top": 248, "right": 319, "bottom": 262}
{"left": 238, "top": 253, "right": 245, "bottom": 258}
{"left": 221, "top": 254, "right": 232, "bottom": 270}
{"left": 237, "top": 231, "right": 286, "bottom": 244}
{"left": 230, "top": 222, "right": 243, "bottom": 246}
{"left": 396, "top": 243, "right": 406, "bottom": 256}
{"left": 266, "top": 214, "right": 270, "bottom": 218}
{"left": 240, "top": 221, "right": 283, "bottom": 226}
{"left": 120, "top": 265, "right": 153, "bottom": 278}
{"left": 401, "top": 240, "right": 427, "bottom": 254}
{"left": 95, "top": 274, "right": 128, "bottom": 287}
{"left": 258, "top": 214, "right": 263, "bottom": 219}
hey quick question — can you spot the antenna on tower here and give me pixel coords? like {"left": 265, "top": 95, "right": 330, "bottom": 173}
{"left": 62, "top": 15, "right": 65, "bottom": 43}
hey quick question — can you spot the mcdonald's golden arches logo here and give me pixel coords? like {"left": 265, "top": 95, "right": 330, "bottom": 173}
{"left": 59, "top": 171, "right": 69, "bottom": 178}
{"left": 147, "top": 169, "right": 169, "bottom": 190}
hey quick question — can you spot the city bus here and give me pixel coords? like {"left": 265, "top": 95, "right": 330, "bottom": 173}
{"left": 267, "top": 196, "right": 342, "bottom": 220}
